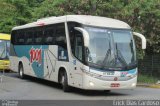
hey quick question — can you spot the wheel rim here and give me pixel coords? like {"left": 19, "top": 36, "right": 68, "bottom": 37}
{"left": 61, "top": 75, "right": 65, "bottom": 86}
{"left": 19, "top": 67, "right": 23, "bottom": 77}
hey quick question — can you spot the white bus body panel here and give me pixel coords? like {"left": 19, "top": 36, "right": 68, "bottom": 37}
{"left": 10, "top": 15, "right": 138, "bottom": 90}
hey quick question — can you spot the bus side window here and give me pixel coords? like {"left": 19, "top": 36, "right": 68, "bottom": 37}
{"left": 69, "top": 28, "right": 75, "bottom": 55}
{"left": 67, "top": 22, "right": 84, "bottom": 61}
{"left": 13, "top": 31, "right": 18, "bottom": 44}
{"left": 35, "top": 30, "right": 43, "bottom": 44}
{"left": 74, "top": 31, "right": 83, "bottom": 61}
{"left": 11, "top": 31, "right": 16, "bottom": 44}
{"left": 44, "top": 29, "right": 55, "bottom": 45}
{"left": 68, "top": 22, "right": 84, "bottom": 62}
{"left": 55, "top": 24, "right": 67, "bottom": 49}
{"left": 17, "top": 31, "right": 25, "bottom": 44}
{"left": 26, "top": 31, "right": 33, "bottom": 45}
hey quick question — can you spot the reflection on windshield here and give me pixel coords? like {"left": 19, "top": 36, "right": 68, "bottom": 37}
{"left": 86, "top": 28, "right": 111, "bottom": 65}
{"left": 113, "top": 30, "right": 135, "bottom": 66}
{"left": 0, "top": 40, "right": 10, "bottom": 59}
{"left": 85, "top": 27, "right": 136, "bottom": 71}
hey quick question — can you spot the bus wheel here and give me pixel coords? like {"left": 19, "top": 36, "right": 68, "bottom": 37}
{"left": 60, "top": 71, "right": 70, "bottom": 92}
{"left": 104, "top": 90, "right": 111, "bottom": 93}
{"left": 19, "top": 64, "right": 24, "bottom": 79}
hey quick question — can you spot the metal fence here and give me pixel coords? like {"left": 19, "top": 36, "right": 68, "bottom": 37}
{"left": 138, "top": 55, "right": 160, "bottom": 77}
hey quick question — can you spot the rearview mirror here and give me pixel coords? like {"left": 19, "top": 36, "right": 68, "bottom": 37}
{"left": 133, "top": 32, "right": 146, "bottom": 49}
{"left": 74, "top": 27, "right": 89, "bottom": 47}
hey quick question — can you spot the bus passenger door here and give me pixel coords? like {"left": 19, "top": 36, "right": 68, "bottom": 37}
{"left": 69, "top": 30, "right": 84, "bottom": 88}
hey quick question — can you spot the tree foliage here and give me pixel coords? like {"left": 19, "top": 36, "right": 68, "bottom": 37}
{"left": 0, "top": 0, "right": 160, "bottom": 56}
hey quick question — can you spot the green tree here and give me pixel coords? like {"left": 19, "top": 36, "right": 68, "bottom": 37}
{"left": 0, "top": 1, "right": 17, "bottom": 33}
{"left": 0, "top": 0, "right": 160, "bottom": 57}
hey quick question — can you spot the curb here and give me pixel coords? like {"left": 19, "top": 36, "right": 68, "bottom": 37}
{"left": 148, "top": 84, "right": 160, "bottom": 89}
{"left": 137, "top": 83, "right": 151, "bottom": 87}
{"left": 137, "top": 83, "right": 160, "bottom": 89}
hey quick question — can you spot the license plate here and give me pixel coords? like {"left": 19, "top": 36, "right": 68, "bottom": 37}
{"left": 103, "top": 71, "right": 115, "bottom": 76}
{"left": 111, "top": 83, "right": 120, "bottom": 87}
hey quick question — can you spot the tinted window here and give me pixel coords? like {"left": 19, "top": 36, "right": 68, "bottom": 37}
{"left": 17, "top": 31, "right": 25, "bottom": 44}
{"left": 67, "top": 22, "right": 84, "bottom": 61}
{"left": 35, "top": 30, "right": 43, "bottom": 44}
{"left": 11, "top": 30, "right": 16, "bottom": 44}
{"left": 11, "top": 23, "right": 67, "bottom": 46}
{"left": 55, "top": 24, "right": 67, "bottom": 49}
{"left": 75, "top": 35, "right": 83, "bottom": 61}
{"left": 44, "top": 28, "right": 55, "bottom": 45}
{"left": 26, "top": 31, "right": 33, "bottom": 44}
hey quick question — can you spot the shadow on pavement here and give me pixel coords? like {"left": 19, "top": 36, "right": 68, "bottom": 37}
{"left": 4, "top": 72, "right": 129, "bottom": 97}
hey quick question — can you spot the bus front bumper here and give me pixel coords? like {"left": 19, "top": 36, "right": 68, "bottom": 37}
{"left": 82, "top": 74, "right": 137, "bottom": 90}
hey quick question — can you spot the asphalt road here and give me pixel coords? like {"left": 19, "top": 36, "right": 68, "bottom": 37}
{"left": 0, "top": 72, "right": 160, "bottom": 100}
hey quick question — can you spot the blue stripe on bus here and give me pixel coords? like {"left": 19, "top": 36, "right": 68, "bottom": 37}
{"left": 14, "top": 45, "right": 49, "bottom": 78}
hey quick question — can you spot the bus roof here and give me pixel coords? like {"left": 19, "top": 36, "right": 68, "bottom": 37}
{"left": 12, "top": 15, "right": 131, "bottom": 30}
{"left": 0, "top": 33, "right": 10, "bottom": 40}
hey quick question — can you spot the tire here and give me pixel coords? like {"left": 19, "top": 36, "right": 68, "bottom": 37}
{"left": 104, "top": 90, "right": 111, "bottom": 93}
{"left": 19, "top": 64, "right": 24, "bottom": 79}
{"left": 60, "top": 71, "right": 70, "bottom": 92}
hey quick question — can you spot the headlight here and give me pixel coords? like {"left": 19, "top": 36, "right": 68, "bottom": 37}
{"left": 89, "top": 81, "right": 94, "bottom": 86}
{"left": 80, "top": 68, "right": 102, "bottom": 78}
{"left": 131, "top": 83, "right": 136, "bottom": 87}
{"left": 127, "top": 74, "right": 137, "bottom": 78}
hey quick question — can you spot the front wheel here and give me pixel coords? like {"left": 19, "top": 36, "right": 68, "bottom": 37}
{"left": 19, "top": 64, "right": 24, "bottom": 79}
{"left": 104, "top": 90, "right": 111, "bottom": 93}
{"left": 60, "top": 71, "right": 70, "bottom": 92}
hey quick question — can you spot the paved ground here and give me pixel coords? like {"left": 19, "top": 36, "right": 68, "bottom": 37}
{"left": 0, "top": 72, "right": 160, "bottom": 100}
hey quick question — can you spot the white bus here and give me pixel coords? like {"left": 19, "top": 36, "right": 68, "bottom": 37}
{"left": 10, "top": 15, "right": 146, "bottom": 92}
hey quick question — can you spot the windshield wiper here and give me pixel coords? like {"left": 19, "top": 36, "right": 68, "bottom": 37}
{"left": 101, "top": 48, "right": 111, "bottom": 67}
{"left": 101, "top": 39, "right": 113, "bottom": 68}
{"left": 0, "top": 48, "right": 5, "bottom": 59}
{"left": 115, "top": 43, "right": 128, "bottom": 67}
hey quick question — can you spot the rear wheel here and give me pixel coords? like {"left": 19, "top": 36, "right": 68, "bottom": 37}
{"left": 19, "top": 64, "right": 24, "bottom": 79}
{"left": 60, "top": 71, "right": 70, "bottom": 92}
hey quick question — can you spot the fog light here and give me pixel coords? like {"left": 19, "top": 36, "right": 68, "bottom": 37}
{"left": 89, "top": 81, "right": 94, "bottom": 86}
{"left": 132, "top": 83, "right": 136, "bottom": 87}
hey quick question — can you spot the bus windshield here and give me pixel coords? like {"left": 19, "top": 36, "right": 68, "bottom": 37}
{"left": 85, "top": 27, "right": 136, "bottom": 71}
{"left": 0, "top": 40, "right": 10, "bottom": 60}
